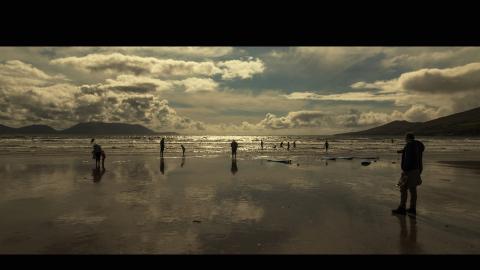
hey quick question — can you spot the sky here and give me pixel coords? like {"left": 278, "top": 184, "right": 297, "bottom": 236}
{"left": 1, "top": 47, "right": 480, "bottom": 135}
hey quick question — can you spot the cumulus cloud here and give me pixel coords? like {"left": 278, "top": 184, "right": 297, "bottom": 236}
{"left": 353, "top": 62, "right": 480, "bottom": 94}
{"left": 0, "top": 60, "right": 65, "bottom": 87}
{"left": 1, "top": 83, "right": 80, "bottom": 125}
{"left": 402, "top": 104, "right": 445, "bottom": 122}
{"left": 176, "top": 77, "right": 218, "bottom": 93}
{"left": 255, "top": 110, "right": 398, "bottom": 130}
{"left": 71, "top": 84, "right": 207, "bottom": 130}
{"left": 349, "top": 62, "right": 480, "bottom": 117}
{"left": 102, "top": 75, "right": 174, "bottom": 93}
{"left": 335, "top": 109, "right": 404, "bottom": 127}
{"left": 216, "top": 58, "right": 265, "bottom": 80}
{"left": 50, "top": 53, "right": 265, "bottom": 80}
{"left": 102, "top": 75, "right": 220, "bottom": 94}
{"left": 398, "top": 62, "right": 480, "bottom": 93}
{"left": 253, "top": 105, "right": 445, "bottom": 132}
{"left": 1, "top": 60, "right": 52, "bottom": 80}
{"left": 257, "top": 111, "right": 332, "bottom": 129}
{"left": 0, "top": 61, "right": 206, "bottom": 130}
{"left": 51, "top": 53, "right": 221, "bottom": 77}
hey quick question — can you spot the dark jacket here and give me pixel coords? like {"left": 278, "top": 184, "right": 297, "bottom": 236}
{"left": 401, "top": 140, "right": 425, "bottom": 173}
{"left": 231, "top": 141, "right": 238, "bottom": 151}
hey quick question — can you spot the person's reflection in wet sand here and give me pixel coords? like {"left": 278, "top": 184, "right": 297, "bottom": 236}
{"left": 395, "top": 214, "right": 421, "bottom": 254}
{"left": 160, "top": 156, "right": 165, "bottom": 175}
{"left": 92, "top": 167, "right": 106, "bottom": 182}
{"left": 181, "top": 156, "right": 185, "bottom": 168}
{"left": 231, "top": 158, "right": 238, "bottom": 175}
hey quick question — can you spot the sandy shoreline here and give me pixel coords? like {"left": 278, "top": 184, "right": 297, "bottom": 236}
{"left": 437, "top": 161, "right": 480, "bottom": 170}
{"left": 0, "top": 153, "right": 479, "bottom": 254}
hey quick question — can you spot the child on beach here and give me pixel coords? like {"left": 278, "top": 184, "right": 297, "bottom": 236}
{"left": 101, "top": 150, "right": 106, "bottom": 168}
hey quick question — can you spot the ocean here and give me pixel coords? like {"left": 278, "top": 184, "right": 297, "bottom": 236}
{"left": 1, "top": 135, "right": 479, "bottom": 157}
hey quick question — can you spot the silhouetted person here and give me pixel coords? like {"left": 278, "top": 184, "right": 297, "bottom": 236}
{"left": 181, "top": 156, "right": 185, "bottom": 168}
{"left": 92, "top": 167, "right": 105, "bottom": 182}
{"left": 181, "top": 144, "right": 185, "bottom": 156}
{"left": 287, "top": 141, "right": 290, "bottom": 150}
{"left": 160, "top": 138, "right": 165, "bottom": 156}
{"left": 280, "top": 141, "right": 284, "bottom": 148}
{"left": 260, "top": 139, "right": 264, "bottom": 150}
{"left": 273, "top": 144, "right": 276, "bottom": 149}
{"left": 231, "top": 140, "right": 238, "bottom": 159}
{"left": 325, "top": 140, "right": 329, "bottom": 153}
{"left": 293, "top": 141, "right": 296, "bottom": 148}
{"left": 101, "top": 150, "right": 106, "bottom": 169}
{"left": 231, "top": 158, "right": 238, "bottom": 175}
{"left": 160, "top": 156, "right": 165, "bottom": 175}
{"left": 91, "top": 138, "right": 102, "bottom": 168}
{"left": 392, "top": 133, "right": 425, "bottom": 215}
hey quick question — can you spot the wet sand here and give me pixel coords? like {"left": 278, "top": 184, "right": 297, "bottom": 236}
{"left": 437, "top": 161, "right": 480, "bottom": 170}
{"left": 0, "top": 153, "right": 479, "bottom": 254}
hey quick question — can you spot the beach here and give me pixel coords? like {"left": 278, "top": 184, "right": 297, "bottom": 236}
{"left": 0, "top": 139, "right": 479, "bottom": 254}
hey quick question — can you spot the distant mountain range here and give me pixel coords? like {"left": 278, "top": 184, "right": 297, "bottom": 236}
{"left": 2, "top": 106, "right": 479, "bottom": 136}
{"left": 0, "top": 122, "right": 179, "bottom": 135}
{"left": 338, "top": 106, "right": 480, "bottom": 136}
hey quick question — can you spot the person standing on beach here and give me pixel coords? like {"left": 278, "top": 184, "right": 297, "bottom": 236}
{"left": 231, "top": 140, "right": 238, "bottom": 159}
{"left": 293, "top": 141, "right": 296, "bottom": 148}
{"left": 280, "top": 141, "right": 284, "bottom": 148}
{"left": 101, "top": 150, "right": 106, "bottom": 169}
{"left": 261, "top": 139, "right": 264, "bottom": 150}
{"left": 181, "top": 144, "right": 185, "bottom": 156}
{"left": 160, "top": 138, "right": 165, "bottom": 157}
{"left": 91, "top": 138, "right": 102, "bottom": 168}
{"left": 287, "top": 141, "right": 290, "bottom": 150}
{"left": 325, "top": 140, "right": 329, "bottom": 153}
{"left": 392, "top": 133, "right": 425, "bottom": 215}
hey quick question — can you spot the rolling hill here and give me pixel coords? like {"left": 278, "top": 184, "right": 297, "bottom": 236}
{"left": 337, "top": 106, "right": 480, "bottom": 136}
{"left": 0, "top": 122, "right": 178, "bottom": 135}
{"left": 61, "top": 122, "right": 157, "bottom": 135}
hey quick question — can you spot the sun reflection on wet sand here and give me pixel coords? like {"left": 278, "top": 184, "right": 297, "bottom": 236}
{"left": 0, "top": 154, "right": 479, "bottom": 253}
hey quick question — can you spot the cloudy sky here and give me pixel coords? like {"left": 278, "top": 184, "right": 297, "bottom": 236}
{"left": 1, "top": 47, "right": 480, "bottom": 135}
